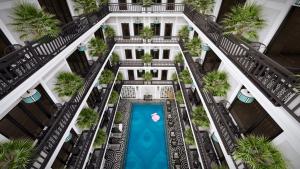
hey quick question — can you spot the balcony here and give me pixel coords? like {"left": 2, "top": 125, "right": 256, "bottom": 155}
{"left": 27, "top": 39, "right": 115, "bottom": 169}
{"left": 123, "top": 80, "right": 173, "bottom": 85}
{"left": 108, "top": 3, "right": 185, "bottom": 13}
{"left": 114, "top": 36, "right": 180, "bottom": 44}
{"left": 120, "top": 60, "right": 174, "bottom": 67}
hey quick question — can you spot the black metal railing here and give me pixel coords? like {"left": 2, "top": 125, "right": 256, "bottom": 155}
{"left": 123, "top": 80, "right": 173, "bottom": 85}
{"left": 0, "top": 6, "right": 109, "bottom": 100}
{"left": 114, "top": 36, "right": 180, "bottom": 44}
{"left": 120, "top": 60, "right": 174, "bottom": 67}
{"left": 85, "top": 148, "right": 104, "bottom": 169}
{"left": 108, "top": 3, "right": 185, "bottom": 13}
{"left": 183, "top": 5, "right": 300, "bottom": 121}
{"left": 27, "top": 39, "right": 115, "bottom": 169}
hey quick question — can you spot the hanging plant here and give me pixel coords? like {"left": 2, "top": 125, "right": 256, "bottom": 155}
{"left": 99, "top": 69, "right": 115, "bottom": 84}
{"left": 141, "top": 26, "right": 154, "bottom": 40}
{"left": 54, "top": 72, "right": 84, "bottom": 97}
{"left": 192, "top": 106, "right": 209, "bottom": 128}
{"left": 74, "top": 0, "right": 98, "bottom": 14}
{"left": 203, "top": 71, "right": 230, "bottom": 96}
{"left": 185, "top": 0, "right": 215, "bottom": 14}
{"left": 77, "top": 108, "right": 99, "bottom": 129}
{"left": 104, "top": 26, "right": 116, "bottom": 39}
{"left": 142, "top": 53, "right": 152, "bottom": 64}
{"left": 88, "top": 38, "right": 108, "bottom": 57}
{"left": 186, "top": 37, "right": 202, "bottom": 57}
{"left": 174, "top": 52, "right": 184, "bottom": 65}
{"left": 222, "top": 3, "right": 266, "bottom": 41}
{"left": 234, "top": 135, "right": 287, "bottom": 169}
{"left": 108, "top": 90, "right": 119, "bottom": 104}
{"left": 184, "top": 128, "right": 195, "bottom": 145}
{"left": 111, "top": 52, "right": 120, "bottom": 65}
{"left": 10, "top": 1, "right": 60, "bottom": 41}
{"left": 178, "top": 26, "right": 190, "bottom": 42}
{"left": 175, "top": 91, "right": 184, "bottom": 104}
{"left": 143, "top": 72, "right": 153, "bottom": 81}
{"left": 179, "top": 69, "right": 193, "bottom": 84}
{"left": 0, "top": 139, "right": 35, "bottom": 169}
{"left": 114, "top": 111, "right": 123, "bottom": 124}
{"left": 94, "top": 129, "right": 107, "bottom": 148}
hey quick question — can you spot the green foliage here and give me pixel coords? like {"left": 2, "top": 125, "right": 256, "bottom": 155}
{"left": 172, "top": 72, "right": 178, "bottom": 81}
{"left": 192, "top": 106, "right": 209, "bottom": 128}
{"left": 111, "top": 52, "right": 120, "bottom": 65}
{"left": 175, "top": 91, "right": 184, "bottom": 104}
{"left": 142, "top": 53, "right": 152, "bottom": 63}
{"left": 77, "top": 108, "right": 99, "bottom": 129}
{"left": 143, "top": 0, "right": 153, "bottom": 7}
{"left": 178, "top": 26, "right": 190, "bottom": 41}
{"left": 74, "top": 0, "right": 98, "bottom": 14}
{"left": 94, "top": 129, "right": 107, "bottom": 148}
{"left": 116, "top": 72, "right": 124, "bottom": 82}
{"left": 54, "top": 72, "right": 84, "bottom": 97}
{"left": 10, "top": 1, "right": 60, "bottom": 41}
{"left": 212, "top": 165, "right": 229, "bottom": 169}
{"left": 179, "top": 69, "right": 192, "bottom": 84}
{"left": 185, "top": 0, "right": 215, "bottom": 14}
{"left": 174, "top": 53, "right": 184, "bottom": 64}
{"left": 184, "top": 128, "right": 195, "bottom": 145}
{"left": 0, "top": 139, "right": 34, "bottom": 169}
{"left": 203, "top": 71, "right": 230, "bottom": 96}
{"left": 143, "top": 72, "right": 153, "bottom": 81}
{"left": 186, "top": 37, "right": 202, "bottom": 57}
{"left": 234, "top": 135, "right": 287, "bottom": 169}
{"left": 141, "top": 26, "right": 154, "bottom": 40}
{"left": 89, "top": 38, "right": 108, "bottom": 57}
{"left": 104, "top": 26, "right": 116, "bottom": 39}
{"left": 222, "top": 3, "right": 265, "bottom": 41}
{"left": 114, "top": 112, "right": 123, "bottom": 124}
{"left": 108, "top": 90, "right": 119, "bottom": 104}
{"left": 99, "top": 69, "right": 115, "bottom": 84}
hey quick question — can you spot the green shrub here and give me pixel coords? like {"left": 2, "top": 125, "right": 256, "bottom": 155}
{"left": 192, "top": 106, "right": 209, "bottom": 128}
{"left": 89, "top": 38, "right": 108, "bottom": 57}
{"left": 114, "top": 112, "right": 122, "bottom": 124}
{"left": 184, "top": 128, "right": 195, "bottom": 145}
{"left": 77, "top": 108, "right": 99, "bottom": 129}
{"left": 175, "top": 91, "right": 184, "bottom": 104}
{"left": 203, "top": 71, "right": 230, "bottom": 96}
{"left": 108, "top": 90, "right": 119, "bottom": 104}
{"left": 94, "top": 129, "right": 107, "bottom": 148}
{"left": 54, "top": 72, "right": 84, "bottom": 97}
{"left": 179, "top": 69, "right": 192, "bottom": 84}
{"left": 99, "top": 69, "right": 115, "bottom": 84}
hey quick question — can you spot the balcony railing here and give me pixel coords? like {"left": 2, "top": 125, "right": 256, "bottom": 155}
{"left": 0, "top": 6, "right": 109, "bottom": 100}
{"left": 27, "top": 39, "right": 115, "bottom": 169}
{"left": 120, "top": 60, "right": 174, "bottom": 67}
{"left": 114, "top": 36, "right": 180, "bottom": 44}
{"left": 183, "top": 5, "right": 300, "bottom": 122}
{"left": 108, "top": 3, "right": 185, "bottom": 13}
{"left": 85, "top": 148, "right": 104, "bottom": 169}
{"left": 123, "top": 80, "right": 173, "bottom": 85}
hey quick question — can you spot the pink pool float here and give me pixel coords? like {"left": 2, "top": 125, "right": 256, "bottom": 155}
{"left": 151, "top": 113, "right": 160, "bottom": 122}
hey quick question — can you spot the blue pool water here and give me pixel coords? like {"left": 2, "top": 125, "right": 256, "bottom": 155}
{"left": 125, "top": 103, "right": 168, "bottom": 169}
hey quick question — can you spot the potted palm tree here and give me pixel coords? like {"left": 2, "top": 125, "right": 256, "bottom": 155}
{"left": 116, "top": 72, "right": 124, "bottom": 84}
{"left": 88, "top": 37, "right": 108, "bottom": 58}
{"left": 10, "top": 1, "right": 60, "bottom": 41}
{"left": 143, "top": 72, "right": 153, "bottom": 84}
{"left": 175, "top": 91, "right": 185, "bottom": 107}
{"left": 111, "top": 52, "right": 120, "bottom": 66}
{"left": 234, "top": 135, "right": 287, "bottom": 169}
{"left": 184, "top": 128, "right": 195, "bottom": 146}
{"left": 141, "top": 26, "right": 154, "bottom": 43}
{"left": 192, "top": 106, "right": 209, "bottom": 129}
{"left": 74, "top": 0, "right": 99, "bottom": 14}
{"left": 142, "top": 53, "right": 152, "bottom": 66}
{"left": 185, "top": 0, "right": 215, "bottom": 14}
{"left": 178, "top": 26, "right": 190, "bottom": 42}
{"left": 77, "top": 108, "right": 99, "bottom": 130}
{"left": 104, "top": 26, "right": 116, "bottom": 39}
{"left": 54, "top": 72, "right": 84, "bottom": 101}
{"left": 114, "top": 111, "right": 123, "bottom": 124}
{"left": 108, "top": 90, "right": 119, "bottom": 106}
{"left": 99, "top": 69, "right": 115, "bottom": 87}
{"left": 186, "top": 37, "right": 202, "bottom": 59}
{"left": 93, "top": 129, "right": 107, "bottom": 148}
{"left": 0, "top": 139, "right": 34, "bottom": 169}
{"left": 174, "top": 52, "right": 184, "bottom": 70}
{"left": 203, "top": 71, "right": 230, "bottom": 102}
{"left": 179, "top": 69, "right": 193, "bottom": 87}
{"left": 222, "top": 3, "right": 265, "bottom": 42}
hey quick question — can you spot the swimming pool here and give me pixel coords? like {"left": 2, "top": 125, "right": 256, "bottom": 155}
{"left": 124, "top": 103, "right": 169, "bottom": 169}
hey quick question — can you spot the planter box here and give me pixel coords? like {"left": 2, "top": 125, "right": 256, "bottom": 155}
{"left": 185, "top": 84, "right": 192, "bottom": 88}
{"left": 179, "top": 103, "right": 185, "bottom": 107}
{"left": 108, "top": 103, "right": 114, "bottom": 107}
{"left": 213, "top": 96, "right": 225, "bottom": 103}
